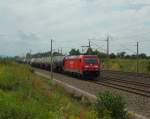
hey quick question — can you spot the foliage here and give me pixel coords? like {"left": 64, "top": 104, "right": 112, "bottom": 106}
{"left": 0, "top": 90, "right": 49, "bottom": 119}
{"left": 95, "top": 91, "right": 127, "bottom": 119}
{"left": 146, "top": 61, "right": 150, "bottom": 72}
{"left": 0, "top": 62, "right": 29, "bottom": 90}
{"left": 53, "top": 51, "right": 63, "bottom": 56}
{"left": 85, "top": 48, "right": 93, "bottom": 55}
{"left": 117, "top": 52, "right": 126, "bottom": 58}
{"left": 0, "top": 61, "right": 97, "bottom": 119}
{"left": 21, "top": 47, "right": 150, "bottom": 59}
{"left": 109, "top": 53, "right": 116, "bottom": 59}
{"left": 69, "top": 49, "right": 81, "bottom": 55}
{"left": 103, "top": 58, "right": 150, "bottom": 74}
{"left": 85, "top": 109, "right": 98, "bottom": 119}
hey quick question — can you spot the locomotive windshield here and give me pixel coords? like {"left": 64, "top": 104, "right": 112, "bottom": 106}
{"left": 84, "top": 58, "right": 98, "bottom": 63}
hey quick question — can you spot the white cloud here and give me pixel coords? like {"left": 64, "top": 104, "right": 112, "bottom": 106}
{"left": 0, "top": 0, "right": 150, "bottom": 56}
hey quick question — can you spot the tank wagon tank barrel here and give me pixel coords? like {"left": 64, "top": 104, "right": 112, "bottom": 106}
{"left": 30, "top": 56, "right": 65, "bottom": 72}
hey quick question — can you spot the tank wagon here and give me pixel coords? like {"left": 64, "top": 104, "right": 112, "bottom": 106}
{"left": 30, "top": 56, "right": 65, "bottom": 71}
{"left": 29, "top": 55, "right": 101, "bottom": 79}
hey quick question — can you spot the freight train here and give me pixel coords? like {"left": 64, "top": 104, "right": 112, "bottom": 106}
{"left": 24, "top": 55, "right": 101, "bottom": 79}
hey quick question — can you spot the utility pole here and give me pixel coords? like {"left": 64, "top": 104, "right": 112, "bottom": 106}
{"left": 106, "top": 36, "right": 110, "bottom": 70}
{"left": 58, "top": 49, "right": 59, "bottom": 54}
{"left": 89, "top": 39, "right": 91, "bottom": 48}
{"left": 29, "top": 49, "right": 32, "bottom": 58}
{"left": 136, "top": 42, "right": 139, "bottom": 73}
{"left": 50, "top": 39, "right": 53, "bottom": 80}
{"left": 81, "top": 47, "right": 84, "bottom": 54}
{"left": 61, "top": 48, "right": 63, "bottom": 55}
{"left": 81, "top": 39, "right": 91, "bottom": 55}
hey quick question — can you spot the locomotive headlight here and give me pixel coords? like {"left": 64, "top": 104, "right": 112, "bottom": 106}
{"left": 94, "top": 65, "right": 98, "bottom": 68}
{"left": 84, "top": 65, "right": 89, "bottom": 68}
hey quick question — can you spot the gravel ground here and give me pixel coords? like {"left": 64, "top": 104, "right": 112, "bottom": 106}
{"left": 33, "top": 68, "right": 150, "bottom": 119}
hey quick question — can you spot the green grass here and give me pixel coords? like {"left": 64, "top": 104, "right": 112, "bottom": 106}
{"left": 0, "top": 61, "right": 97, "bottom": 119}
{"left": 102, "top": 58, "right": 150, "bottom": 74}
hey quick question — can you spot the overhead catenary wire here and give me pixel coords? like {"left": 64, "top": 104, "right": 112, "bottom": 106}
{"left": 90, "top": 40, "right": 106, "bottom": 50}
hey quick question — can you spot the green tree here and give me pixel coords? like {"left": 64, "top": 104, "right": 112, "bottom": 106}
{"left": 86, "top": 48, "right": 94, "bottom": 55}
{"left": 139, "top": 53, "right": 147, "bottom": 59}
{"left": 109, "top": 53, "right": 116, "bottom": 59}
{"left": 69, "top": 49, "right": 80, "bottom": 55}
{"left": 53, "top": 52, "right": 62, "bottom": 56}
{"left": 117, "top": 52, "right": 126, "bottom": 58}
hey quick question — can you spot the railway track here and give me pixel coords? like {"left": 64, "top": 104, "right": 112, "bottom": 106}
{"left": 93, "top": 70, "right": 150, "bottom": 98}
{"left": 94, "top": 81, "right": 150, "bottom": 97}
{"left": 101, "top": 78, "right": 150, "bottom": 87}
{"left": 34, "top": 67, "right": 150, "bottom": 97}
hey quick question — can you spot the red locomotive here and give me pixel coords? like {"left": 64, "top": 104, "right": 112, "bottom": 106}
{"left": 63, "top": 55, "right": 100, "bottom": 78}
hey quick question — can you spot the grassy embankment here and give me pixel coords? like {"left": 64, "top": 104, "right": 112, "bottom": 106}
{"left": 102, "top": 59, "right": 150, "bottom": 74}
{"left": 0, "top": 61, "right": 97, "bottom": 119}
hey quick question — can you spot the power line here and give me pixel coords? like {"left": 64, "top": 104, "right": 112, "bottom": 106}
{"left": 117, "top": 43, "right": 136, "bottom": 54}
{"left": 90, "top": 41, "right": 106, "bottom": 52}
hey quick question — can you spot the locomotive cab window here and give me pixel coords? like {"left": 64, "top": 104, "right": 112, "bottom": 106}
{"left": 84, "top": 58, "right": 98, "bottom": 63}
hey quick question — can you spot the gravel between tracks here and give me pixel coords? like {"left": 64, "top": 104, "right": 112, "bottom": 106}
{"left": 34, "top": 68, "right": 150, "bottom": 119}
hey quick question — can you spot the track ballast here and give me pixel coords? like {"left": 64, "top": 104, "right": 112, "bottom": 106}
{"left": 94, "top": 70, "right": 150, "bottom": 98}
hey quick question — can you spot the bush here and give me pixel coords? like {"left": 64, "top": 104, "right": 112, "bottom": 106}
{"left": 95, "top": 91, "right": 127, "bottom": 119}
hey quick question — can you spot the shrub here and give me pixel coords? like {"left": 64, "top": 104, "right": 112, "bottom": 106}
{"left": 95, "top": 91, "right": 127, "bottom": 119}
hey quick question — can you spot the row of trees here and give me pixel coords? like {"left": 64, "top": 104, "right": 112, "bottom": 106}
{"left": 69, "top": 48, "right": 150, "bottom": 59}
{"left": 25, "top": 48, "right": 149, "bottom": 59}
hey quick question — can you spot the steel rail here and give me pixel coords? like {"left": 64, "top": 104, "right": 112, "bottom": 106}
{"left": 101, "top": 78, "right": 150, "bottom": 87}
{"left": 94, "top": 81, "right": 150, "bottom": 98}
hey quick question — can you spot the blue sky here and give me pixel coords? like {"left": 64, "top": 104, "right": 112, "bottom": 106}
{"left": 0, "top": 0, "right": 150, "bottom": 56}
